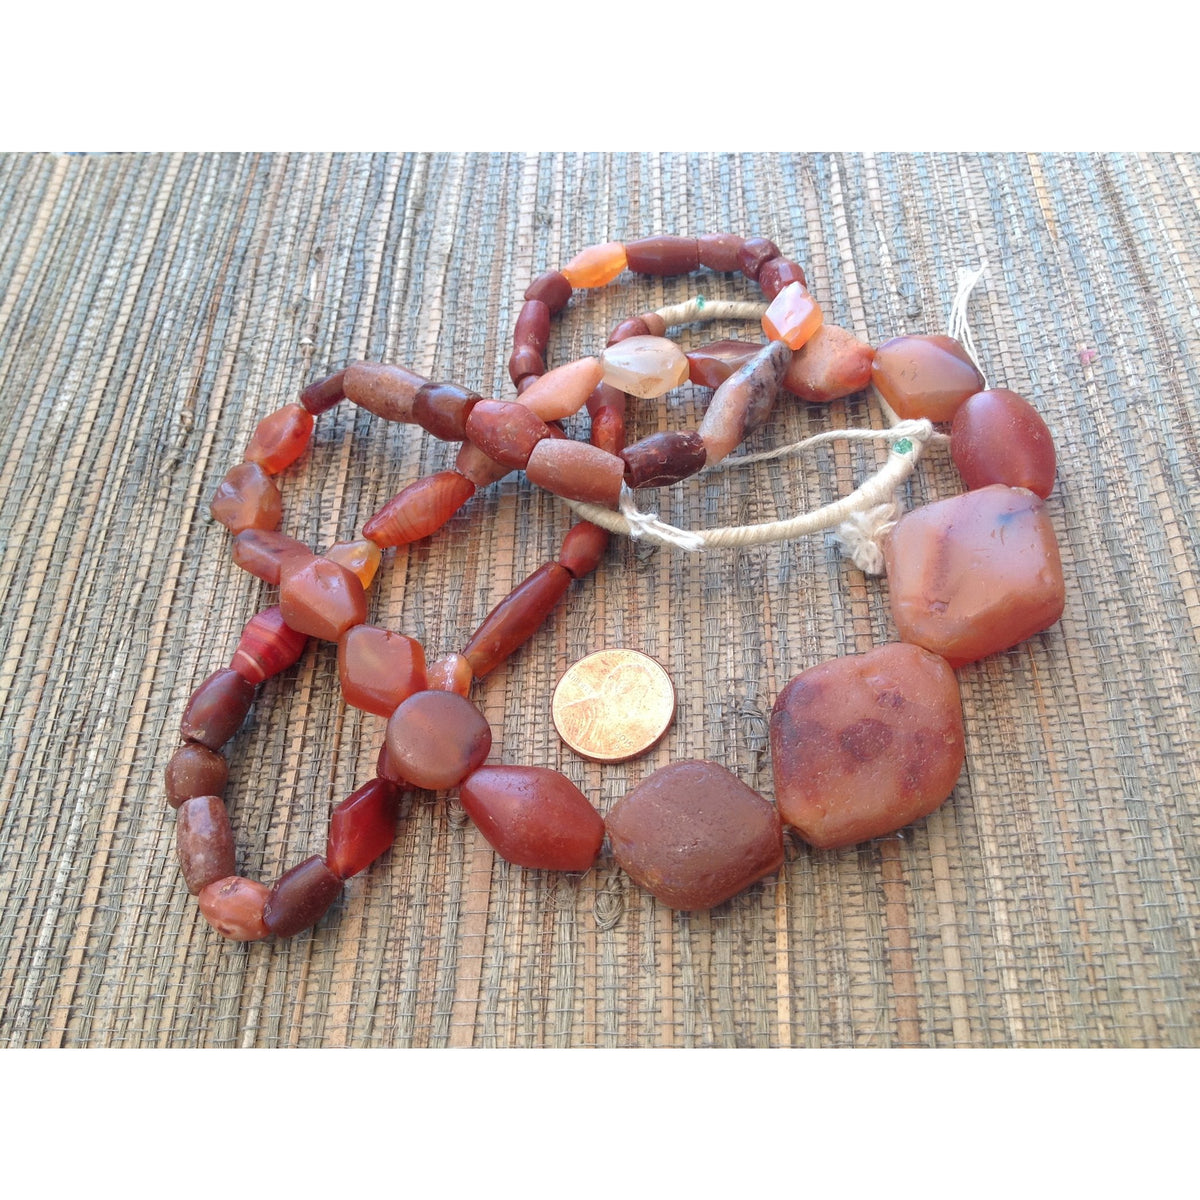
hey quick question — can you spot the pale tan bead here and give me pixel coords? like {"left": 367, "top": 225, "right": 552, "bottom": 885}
{"left": 697, "top": 341, "right": 792, "bottom": 464}
{"left": 525, "top": 439, "right": 625, "bottom": 508}
{"left": 517, "top": 357, "right": 603, "bottom": 421}
{"left": 599, "top": 335, "right": 690, "bottom": 399}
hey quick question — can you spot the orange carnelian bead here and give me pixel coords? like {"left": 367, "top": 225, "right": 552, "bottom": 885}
{"left": 210, "top": 462, "right": 282, "bottom": 534}
{"left": 279, "top": 556, "right": 367, "bottom": 642}
{"left": 425, "top": 652, "right": 473, "bottom": 697}
{"left": 462, "top": 563, "right": 573, "bottom": 678}
{"left": 325, "top": 538, "right": 382, "bottom": 590}
{"left": 326, "top": 778, "right": 401, "bottom": 879}
{"left": 244, "top": 403, "right": 314, "bottom": 474}
{"left": 231, "top": 605, "right": 309, "bottom": 684}
{"left": 198, "top": 876, "right": 271, "bottom": 940}
{"left": 363, "top": 470, "right": 476, "bottom": 547}
{"left": 761, "top": 281, "right": 824, "bottom": 350}
{"left": 232, "top": 529, "right": 311, "bottom": 584}
{"left": 384, "top": 691, "right": 492, "bottom": 791}
{"left": 561, "top": 241, "right": 627, "bottom": 288}
{"left": 871, "top": 334, "right": 984, "bottom": 422}
{"left": 338, "top": 625, "right": 427, "bottom": 717}
{"left": 517, "top": 357, "right": 604, "bottom": 422}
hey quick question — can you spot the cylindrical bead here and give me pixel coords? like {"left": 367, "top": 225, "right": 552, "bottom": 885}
{"left": 198, "top": 876, "right": 271, "bottom": 940}
{"left": 385, "top": 691, "right": 492, "bottom": 790}
{"left": 558, "top": 522, "right": 610, "bottom": 578}
{"left": 622, "top": 431, "right": 708, "bottom": 488}
{"left": 176, "top": 796, "right": 236, "bottom": 895}
{"left": 586, "top": 381, "right": 626, "bottom": 420}
{"left": 600, "top": 335, "right": 690, "bottom": 399}
{"left": 697, "top": 233, "right": 746, "bottom": 272}
{"left": 524, "top": 270, "right": 572, "bottom": 314}
{"left": 462, "top": 563, "right": 572, "bottom": 678}
{"left": 738, "top": 236, "right": 782, "bottom": 281}
{"left": 465, "top": 400, "right": 552, "bottom": 469}
{"left": 508, "top": 344, "right": 546, "bottom": 385}
{"left": 231, "top": 605, "right": 309, "bottom": 684}
{"left": 950, "top": 389, "right": 1056, "bottom": 498}
{"left": 343, "top": 361, "right": 428, "bottom": 424}
{"left": 338, "top": 625, "right": 427, "bottom": 717}
{"left": 412, "top": 381, "right": 481, "bottom": 442}
{"left": 299, "top": 369, "right": 346, "bottom": 415}
{"left": 516, "top": 373, "right": 542, "bottom": 396}
{"left": 279, "top": 556, "right": 367, "bottom": 641}
{"left": 561, "top": 241, "right": 627, "bottom": 288}
{"left": 513, "top": 299, "right": 550, "bottom": 352}
{"left": 181, "top": 669, "right": 255, "bottom": 750}
{"left": 425, "top": 652, "right": 473, "bottom": 697}
{"left": 589, "top": 405, "right": 625, "bottom": 455}
{"left": 698, "top": 340, "right": 792, "bottom": 464}
{"left": 210, "top": 462, "right": 282, "bottom": 534}
{"left": 757, "top": 256, "right": 808, "bottom": 299}
{"left": 231, "top": 529, "right": 311, "bottom": 584}
{"left": 166, "top": 742, "right": 228, "bottom": 808}
{"left": 517, "top": 356, "right": 603, "bottom": 421}
{"left": 324, "top": 538, "right": 383, "bottom": 590}
{"left": 243, "top": 403, "right": 314, "bottom": 473}
{"left": 525, "top": 439, "right": 626, "bottom": 508}
{"left": 363, "top": 470, "right": 477, "bottom": 546}
{"left": 607, "top": 317, "right": 651, "bottom": 345}
{"left": 263, "top": 856, "right": 343, "bottom": 939}
{"left": 455, "top": 441, "right": 513, "bottom": 487}
{"left": 326, "top": 778, "right": 401, "bottom": 879}
{"left": 624, "top": 236, "right": 700, "bottom": 276}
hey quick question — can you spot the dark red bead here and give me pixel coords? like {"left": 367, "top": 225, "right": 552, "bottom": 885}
{"left": 326, "top": 779, "right": 401, "bottom": 879}
{"left": 263, "top": 856, "right": 343, "bottom": 938}
{"left": 181, "top": 669, "right": 255, "bottom": 750}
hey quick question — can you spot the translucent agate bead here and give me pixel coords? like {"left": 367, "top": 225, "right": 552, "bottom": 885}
{"left": 599, "top": 335, "right": 690, "bottom": 399}
{"left": 230, "top": 605, "right": 309, "bottom": 684}
{"left": 871, "top": 334, "right": 984, "bottom": 422}
{"left": 325, "top": 538, "right": 382, "bottom": 590}
{"left": 363, "top": 471, "right": 476, "bottom": 546}
{"left": 326, "top": 779, "right": 401, "bottom": 879}
{"left": 198, "top": 876, "right": 270, "bottom": 940}
{"left": 243, "top": 403, "right": 314, "bottom": 474}
{"left": 210, "top": 462, "right": 282, "bottom": 534}
{"left": 761, "top": 281, "right": 824, "bottom": 350}
{"left": 462, "top": 563, "right": 572, "bottom": 678}
{"left": 338, "top": 625, "right": 427, "bottom": 716}
{"left": 279, "top": 556, "right": 367, "bottom": 642}
{"left": 561, "top": 241, "right": 627, "bottom": 288}
{"left": 263, "top": 857, "right": 342, "bottom": 938}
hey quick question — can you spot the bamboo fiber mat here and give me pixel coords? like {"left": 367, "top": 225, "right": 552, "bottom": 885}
{"left": 1, "top": 152, "right": 1198, "bottom": 1049}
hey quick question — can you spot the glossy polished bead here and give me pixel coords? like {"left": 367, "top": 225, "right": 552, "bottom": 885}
{"left": 562, "top": 241, "right": 627, "bottom": 288}
{"left": 640, "top": 312, "right": 667, "bottom": 337}
{"left": 176, "top": 796, "right": 237, "bottom": 895}
{"left": 465, "top": 400, "right": 551, "bottom": 469}
{"left": 299, "top": 369, "right": 346, "bottom": 415}
{"left": 338, "top": 625, "right": 427, "bottom": 716}
{"left": 526, "top": 439, "right": 625, "bottom": 507}
{"left": 624, "top": 235, "right": 700, "bottom": 276}
{"left": 757, "top": 256, "right": 808, "bottom": 299}
{"left": 884, "top": 484, "right": 1066, "bottom": 666}
{"left": 770, "top": 643, "right": 965, "bottom": 849}
{"left": 687, "top": 339, "right": 758, "bottom": 389}
{"left": 231, "top": 605, "right": 309, "bottom": 684}
{"left": 599, "top": 335, "right": 690, "bottom": 399}
{"left": 509, "top": 345, "right": 545, "bottom": 384}
{"left": 586, "top": 381, "right": 626, "bottom": 419}
{"left": 524, "top": 270, "right": 572, "bottom": 314}
{"left": 738, "top": 236, "right": 781, "bottom": 281}
{"left": 363, "top": 470, "right": 476, "bottom": 546}
{"left": 762, "top": 281, "right": 824, "bottom": 349}
{"left": 951, "top": 389, "right": 1056, "bottom": 498}
{"left": 279, "top": 555, "right": 367, "bottom": 642}
{"left": 232, "top": 529, "right": 311, "bottom": 584}
{"left": 622, "top": 430, "right": 707, "bottom": 488}
{"left": 697, "top": 232, "right": 746, "bottom": 272}
{"left": 326, "top": 778, "right": 401, "bottom": 879}
{"left": 343, "top": 361, "right": 428, "bottom": 424}
{"left": 784, "top": 323, "right": 874, "bottom": 402}
{"left": 181, "top": 669, "right": 255, "bottom": 750}
{"left": 325, "top": 538, "right": 382, "bottom": 590}
{"left": 517, "top": 357, "right": 603, "bottom": 421}
{"left": 460, "top": 766, "right": 605, "bottom": 871}
{"left": 606, "top": 760, "right": 784, "bottom": 910}
{"left": 263, "top": 856, "right": 342, "bottom": 938}
{"left": 210, "top": 462, "right": 282, "bottom": 534}
{"left": 607, "top": 317, "right": 651, "bottom": 345}
{"left": 871, "top": 334, "right": 985, "bottom": 422}
{"left": 198, "top": 876, "right": 271, "bottom": 940}
{"left": 558, "top": 521, "right": 609, "bottom": 578}
{"left": 412, "top": 381, "right": 481, "bottom": 442}
{"left": 385, "top": 691, "right": 492, "bottom": 790}
{"left": 425, "top": 652, "right": 473, "bottom": 697}
{"left": 697, "top": 340, "right": 792, "bottom": 464}
{"left": 165, "top": 742, "right": 228, "bottom": 807}
{"left": 589, "top": 404, "right": 625, "bottom": 455}
{"left": 463, "top": 562, "right": 572, "bottom": 677}
{"left": 243, "top": 403, "right": 314, "bottom": 474}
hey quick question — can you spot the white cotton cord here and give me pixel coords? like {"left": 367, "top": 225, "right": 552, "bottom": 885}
{"left": 946, "top": 262, "right": 989, "bottom": 386}
{"left": 832, "top": 501, "right": 901, "bottom": 575}
{"left": 655, "top": 297, "right": 768, "bottom": 328}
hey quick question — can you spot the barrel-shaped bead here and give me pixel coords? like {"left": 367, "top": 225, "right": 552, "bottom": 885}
{"left": 211, "top": 462, "right": 282, "bottom": 534}
{"left": 757, "top": 257, "right": 808, "bottom": 299}
{"left": 263, "top": 856, "right": 343, "bottom": 939}
{"left": 624, "top": 236, "right": 700, "bottom": 276}
{"left": 343, "top": 361, "right": 428, "bottom": 425}
{"left": 562, "top": 241, "right": 627, "bottom": 288}
{"left": 524, "top": 270, "right": 572, "bottom": 314}
{"left": 462, "top": 563, "right": 572, "bottom": 678}
{"left": 950, "top": 389, "right": 1056, "bottom": 498}
{"left": 698, "top": 340, "right": 792, "bottom": 464}
{"left": 384, "top": 691, "right": 492, "bottom": 791}
{"left": 513, "top": 299, "right": 550, "bottom": 353}
{"left": 600, "top": 336, "right": 690, "bottom": 399}
{"left": 607, "top": 317, "right": 651, "bottom": 345}
{"left": 426, "top": 652, "right": 474, "bottom": 697}
{"left": 525, "top": 439, "right": 625, "bottom": 508}
{"left": 412, "top": 381, "right": 481, "bottom": 442}
{"left": 738, "top": 236, "right": 782, "bottom": 281}
{"left": 589, "top": 404, "right": 625, "bottom": 455}
{"left": 697, "top": 232, "right": 746, "bottom": 272}
{"left": 762, "top": 282, "right": 824, "bottom": 350}
{"left": 338, "top": 625, "right": 427, "bottom": 716}
{"left": 232, "top": 529, "right": 311, "bottom": 584}
{"left": 465, "top": 400, "right": 552, "bottom": 469}
{"left": 181, "top": 669, "right": 255, "bottom": 750}
{"left": 324, "top": 538, "right": 382, "bottom": 590}
{"left": 326, "top": 778, "right": 401, "bottom": 879}
{"left": 231, "top": 605, "right": 309, "bottom": 684}
{"left": 558, "top": 521, "right": 610, "bottom": 578}
{"left": 509, "top": 345, "right": 546, "bottom": 385}
{"left": 299, "top": 369, "right": 346, "bottom": 415}
{"left": 176, "top": 796, "right": 236, "bottom": 895}
{"left": 622, "top": 430, "right": 708, "bottom": 488}
{"left": 517, "top": 357, "right": 603, "bottom": 421}
{"left": 279, "top": 556, "right": 367, "bottom": 642}
{"left": 363, "top": 470, "right": 476, "bottom": 546}
{"left": 586, "top": 382, "right": 626, "bottom": 420}
{"left": 244, "top": 403, "right": 314, "bottom": 473}
{"left": 165, "top": 742, "right": 229, "bottom": 807}
{"left": 198, "top": 876, "right": 271, "bottom": 940}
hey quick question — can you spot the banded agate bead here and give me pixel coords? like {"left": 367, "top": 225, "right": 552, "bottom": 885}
{"left": 463, "top": 563, "right": 572, "bottom": 678}
{"left": 363, "top": 470, "right": 476, "bottom": 546}
{"left": 231, "top": 605, "right": 308, "bottom": 684}
{"left": 243, "top": 403, "right": 314, "bottom": 474}
{"left": 326, "top": 778, "right": 401, "bottom": 879}
{"left": 338, "top": 626, "right": 427, "bottom": 716}
{"left": 210, "top": 462, "right": 282, "bottom": 534}
{"left": 871, "top": 334, "right": 984, "bottom": 422}
{"left": 562, "top": 241, "right": 627, "bottom": 288}
{"left": 697, "top": 340, "right": 791, "bottom": 463}
{"left": 951, "top": 388, "right": 1056, "bottom": 498}
{"left": 599, "top": 335, "right": 690, "bottom": 399}
{"left": 198, "top": 876, "right": 270, "bottom": 940}
{"left": 384, "top": 691, "right": 492, "bottom": 790}
{"left": 279, "top": 556, "right": 367, "bottom": 642}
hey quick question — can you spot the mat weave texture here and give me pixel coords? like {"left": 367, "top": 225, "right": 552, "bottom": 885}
{"left": 2, "top": 152, "right": 1198, "bottom": 1048}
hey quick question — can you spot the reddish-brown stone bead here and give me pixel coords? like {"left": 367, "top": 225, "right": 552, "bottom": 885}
{"left": 181, "top": 669, "right": 255, "bottom": 750}
{"left": 384, "top": 691, "right": 492, "bottom": 790}
{"left": 165, "top": 742, "right": 228, "bottom": 807}
{"left": 606, "top": 760, "right": 784, "bottom": 910}
{"left": 363, "top": 470, "right": 477, "bottom": 546}
{"left": 562, "top": 241, "right": 627, "bottom": 288}
{"left": 198, "top": 876, "right": 271, "bottom": 940}
{"left": 762, "top": 282, "right": 824, "bottom": 349}
{"left": 516, "top": 373, "right": 542, "bottom": 395}
{"left": 412, "top": 381, "right": 482, "bottom": 442}
{"left": 243, "top": 403, "right": 314, "bottom": 474}
{"left": 326, "top": 778, "right": 401, "bottom": 879}
{"left": 343, "top": 361, "right": 428, "bottom": 425}
{"left": 465, "top": 400, "right": 552, "bottom": 469}
{"left": 325, "top": 538, "right": 382, "bottom": 590}
{"left": 871, "top": 334, "right": 985, "bottom": 422}
{"left": 279, "top": 555, "right": 367, "bottom": 642}
{"left": 455, "top": 441, "right": 513, "bottom": 487}
{"left": 231, "top": 529, "right": 311, "bottom": 585}
{"left": 687, "top": 339, "right": 758, "bottom": 389}
{"left": 784, "top": 324, "right": 874, "bottom": 402}
{"left": 607, "top": 317, "right": 651, "bottom": 345}
{"left": 513, "top": 299, "right": 550, "bottom": 351}
{"left": 525, "top": 270, "right": 572, "bottom": 315}
{"left": 624, "top": 235, "right": 700, "bottom": 276}
{"left": 622, "top": 431, "right": 708, "bottom": 489}
{"left": 769, "top": 643, "right": 965, "bottom": 849}
{"left": 757, "top": 256, "right": 809, "bottom": 299}
{"left": 210, "top": 462, "right": 282, "bottom": 534}
{"left": 508, "top": 344, "right": 546, "bottom": 385}
{"left": 738, "top": 236, "right": 782, "bottom": 282}
{"left": 698, "top": 340, "right": 792, "bottom": 463}
{"left": 463, "top": 562, "right": 572, "bottom": 678}
{"left": 176, "top": 795, "right": 237, "bottom": 895}
{"left": 377, "top": 738, "right": 405, "bottom": 784}
{"left": 460, "top": 766, "right": 605, "bottom": 872}
{"left": 640, "top": 312, "right": 667, "bottom": 337}
{"left": 338, "top": 625, "right": 427, "bottom": 717}
{"left": 299, "top": 369, "right": 346, "bottom": 415}
{"left": 697, "top": 232, "right": 746, "bottom": 273}
{"left": 884, "top": 484, "right": 1066, "bottom": 666}
{"left": 425, "top": 652, "right": 473, "bottom": 697}
{"left": 558, "top": 521, "right": 610, "bottom": 578}
{"left": 589, "top": 404, "right": 625, "bottom": 455}
{"left": 951, "top": 389, "right": 1056, "bottom": 498}
{"left": 518, "top": 357, "right": 603, "bottom": 421}
{"left": 263, "top": 856, "right": 343, "bottom": 938}
{"left": 586, "top": 382, "right": 626, "bottom": 420}
{"left": 525, "top": 439, "right": 625, "bottom": 508}
{"left": 231, "top": 605, "right": 309, "bottom": 685}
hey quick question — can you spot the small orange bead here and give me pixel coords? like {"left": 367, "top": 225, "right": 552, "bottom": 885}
{"left": 244, "top": 403, "right": 314, "bottom": 474}
{"left": 561, "top": 242, "right": 628, "bottom": 288}
{"left": 761, "top": 282, "right": 824, "bottom": 350}
{"left": 426, "top": 653, "right": 474, "bottom": 697}
{"left": 325, "top": 538, "right": 383, "bottom": 589}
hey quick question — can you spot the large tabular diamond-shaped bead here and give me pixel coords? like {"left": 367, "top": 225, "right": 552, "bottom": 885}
{"left": 338, "top": 625, "right": 427, "bottom": 716}
{"left": 279, "top": 555, "right": 367, "bottom": 642}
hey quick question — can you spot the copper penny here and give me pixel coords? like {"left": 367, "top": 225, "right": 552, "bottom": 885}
{"left": 552, "top": 649, "right": 676, "bottom": 763}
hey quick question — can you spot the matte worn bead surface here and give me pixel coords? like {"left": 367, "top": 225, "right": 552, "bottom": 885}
{"left": 455, "top": 441, "right": 513, "bottom": 487}
{"left": 769, "top": 643, "right": 965, "bottom": 849}
{"left": 518, "top": 357, "right": 603, "bottom": 421}
{"left": 343, "top": 361, "right": 428, "bottom": 424}
{"left": 412, "top": 381, "right": 482, "bottom": 442}
{"left": 463, "top": 562, "right": 572, "bottom": 678}
{"left": 338, "top": 625, "right": 427, "bottom": 716}
{"left": 460, "top": 766, "right": 605, "bottom": 872}
{"left": 326, "top": 778, "right": 401, "bottom": 879}
{"left": 600, "top": 335, "right": 690, "bottom": 399}
{"left": 181, "top": 669, "right": 255, "bottom": 750}
{"left": 589, "top": 404, "right": 625, "bottom": 455}
{"left": 513, "top": 299, "right": 551, "bottom": 352}
{"left": 231, "top": 529, "right": 310, "bottom": 584}
{"left": 558, "top": 521, "right": 610, "bottom": 578}
{"left": 299, "top": 369, "right": 346, "bottom": 415}
{"left": 384, "top": 691, "right": 492, "bottom": 791}
{"left": 784, "top": 323, "right": 875, "bottom": 402}
{"left": 524, "top": 270, "right": 572, "bottom": 314}
{"left": 243, "top": 403, "right": 314, "bottom": 474}
{"left": 176, "top": 795, "right": 237, "bottom": 895}
{"left": 198, "top": 876, "right": 271, "bottom": 940}
{"left": 165, "top": 742, "right": 228, "bottom": 807}
{"left": 950, "top": 388, "right": 1056, "bottom": 498}
{"left": 210, "top": 462, "right": 282, "bottom": 534}
{"left": 871, "top": 334, "right": 985, "bottom": 422}
{"left": 884, "top": 484, "right": 1066, "bottom": 666}
{"left": 606, "top": 760, "right": 784, "bottom": 910}
{"left": 363, "top": 470, "right": 476, "bottom": 546}
{"left": 697, "top": 340, "right": 792, "bottom": 463}
{"left": 324, "top": 538, "right": 382, "bottom": 590}
{"left": 263, "top": 856, "right": 343, "bottom": 938}
{"left": 465, "top": 400, "right": 552, "bottom": 468}
{"left": 697, "top": 232, "right": 746, "bottom": 272}
{"left": 762, "top": 282, "right": 824, "bottom": 350}
{"left": 525, "top": 439, "right": 625, "bottom": 507}
{"left": 757, "top": 256, "right": 808, "bottom": 299}
{"left": 607, "top": 317, "right": 651, "bottom": 345}
{"left": 279, "top": 555, "right": 367, "bottom": 642}
{"left": 622, "top": 430, "right": 707, "bottom": 488}
{"left": 425, "top": 652, "right": 473, "bottom": 697}
{"left": 624, "top": 235, "right": 700, "bottom": 276}
{"left": 562, "top": 241, "right": 627, "bottom": 288}
{"left": 231, "top": 605, "right": 309, "bottom": 684}
{"left": 738, "top": 236, "right": 781, "bottom": 281}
